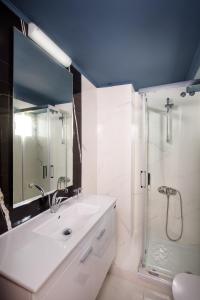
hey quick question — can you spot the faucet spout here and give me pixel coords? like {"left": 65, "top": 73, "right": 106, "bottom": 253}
{"left": 29, "top": 183, "right": 45, "bottom": 198}
{"left": 49, "top": 191, "right": 67, "bottom": 213}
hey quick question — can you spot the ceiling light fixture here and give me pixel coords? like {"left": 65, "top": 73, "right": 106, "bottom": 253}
{"left": 28, "top": 22, "right": 72, "bottom": 68}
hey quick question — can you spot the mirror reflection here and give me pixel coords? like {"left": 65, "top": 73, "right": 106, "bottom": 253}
{"left": 13, "top": 28, "right": 73, "bottom": 207}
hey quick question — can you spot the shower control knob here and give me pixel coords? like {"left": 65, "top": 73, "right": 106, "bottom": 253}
{"left": 158, "top": 186, "right": 167, "bottom": 194}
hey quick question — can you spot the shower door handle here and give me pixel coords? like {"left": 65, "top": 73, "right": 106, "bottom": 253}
{"left": 50, "top": 165, "right": 54, "bottom": 178}
{"left": 43, "top": 166, "right": 47, "bottom": 179}
{"left": 148, "top": 172, "right": 151, "bottom": 186}
{"left": 140, "top": 170, "right": 146, "bottom": 188}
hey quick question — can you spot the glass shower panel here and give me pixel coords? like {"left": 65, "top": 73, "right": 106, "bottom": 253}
{"left": 13, "top": 107, "right": 50, "bottom": 203}
{"left": 145, "top": 87, "right": 200, "bottom": 277}
{"left": 49, "top": 109, "right": 68, "bottom": 191}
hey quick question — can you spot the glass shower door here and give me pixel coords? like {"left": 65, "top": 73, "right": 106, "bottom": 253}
{"left": 49, "top": 108, "right": 68, "bottom": 191}
{"left": 144, "top": 87, "right": 200, "bottom": 278}
{"left": 13, "top": 107, "right": 50, "bottom": 203}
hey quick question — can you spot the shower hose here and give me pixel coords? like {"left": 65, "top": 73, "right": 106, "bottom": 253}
{"left": 166, "top": 190, "right": 183, "bottom": 241}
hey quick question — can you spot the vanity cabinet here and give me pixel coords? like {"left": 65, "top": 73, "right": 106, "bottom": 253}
{"left": 1, "top": 204, "right": 116, "bottom": 300}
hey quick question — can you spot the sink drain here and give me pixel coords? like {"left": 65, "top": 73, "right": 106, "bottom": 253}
{"left": 63, "top": 228, "right": 72, "bottom": 236}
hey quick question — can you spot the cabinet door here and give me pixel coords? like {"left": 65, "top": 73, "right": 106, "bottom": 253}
{"left": 92, "top": 208, "right": 116, "bottom": 297}
{"left": 40, "top": 207, "right": 116, "bottom": 300}
{"left": 0, "top": 276, "right": 32, "bottom": 300}
{"left": 93, "top": 208, "right": 114, "bottom": 258}
{"left": 41, "top": 239, "right": 97, "bottom": 300}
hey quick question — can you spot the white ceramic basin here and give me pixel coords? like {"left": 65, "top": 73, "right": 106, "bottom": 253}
{"left": 33, "top": 203, "right": 100, "bottom": 241}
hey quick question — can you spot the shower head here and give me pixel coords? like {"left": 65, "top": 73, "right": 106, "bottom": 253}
{"left": 186, "top": 79, "right": 200, "bottom": 95}
{"left": 165, "top": 98, "right": 174, "bottom": 111}
{"left": 59, "top": 114, "right": 65, "bottom": 121}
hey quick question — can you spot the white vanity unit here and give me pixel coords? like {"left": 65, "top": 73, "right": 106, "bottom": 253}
{"left": 0, "top": 195, "right": 116, "bottom": 300}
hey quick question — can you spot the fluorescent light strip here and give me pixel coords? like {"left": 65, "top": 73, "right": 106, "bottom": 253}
{"left": 28, "top": 22, "right": 72, "bottom": 68}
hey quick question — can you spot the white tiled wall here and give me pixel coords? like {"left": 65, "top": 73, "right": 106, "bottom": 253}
{"left": 82, "top": 79, "right": 146, "bottom": 274}
{"left": 97, "top": 85, "right": 133, "bottom": 230}
{"left": 96, "top": 84, "right": 134, "bottom": 271}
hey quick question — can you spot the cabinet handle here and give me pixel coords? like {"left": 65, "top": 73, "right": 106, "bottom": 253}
{"left": 97, "top": 228, "right": 106, "bottom": 240}
{"left": 80, "top": 246, "right": 93, "bottom": 263}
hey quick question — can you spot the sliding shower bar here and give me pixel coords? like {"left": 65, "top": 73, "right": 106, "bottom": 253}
{"left": 165, "top": 98, "right": 174, "bottom": 143}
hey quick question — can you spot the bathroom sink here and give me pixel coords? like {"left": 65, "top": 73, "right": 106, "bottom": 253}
{"left": 71, "top": 202, "right": 100, "bottom": 216}
{"left": 33, "top": 203, "right": 100, "bottom": 241}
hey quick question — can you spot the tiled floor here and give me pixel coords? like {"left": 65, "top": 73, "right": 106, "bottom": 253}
{"left": 96, "top": 274, "right": 172, "bottom": 300}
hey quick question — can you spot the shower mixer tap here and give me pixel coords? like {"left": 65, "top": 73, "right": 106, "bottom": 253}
{"left": 168, "top": 187, "right": 177, "bottom": 196}
{"left": 158, "top": 186, "right": 168, "bottom": 194}
{"left": 158, "top": 186, "right": 177, "bottom": 196}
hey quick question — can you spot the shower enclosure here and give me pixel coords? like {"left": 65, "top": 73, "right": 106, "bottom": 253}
{"left": 142, "top": 85, "right": 200, "bottom": 279}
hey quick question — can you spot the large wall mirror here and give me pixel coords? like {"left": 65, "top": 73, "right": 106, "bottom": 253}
{"left": 13, "top": 28, "right": 73, "bottom": 207}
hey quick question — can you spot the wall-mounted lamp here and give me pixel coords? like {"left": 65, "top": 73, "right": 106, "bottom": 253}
{"left": 28, "top": 22, "right": 72, "bottom": 68}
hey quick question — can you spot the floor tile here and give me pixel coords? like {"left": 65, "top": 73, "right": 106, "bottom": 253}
{"left": 96, "top": 274, "right": 172, "bottom": 300}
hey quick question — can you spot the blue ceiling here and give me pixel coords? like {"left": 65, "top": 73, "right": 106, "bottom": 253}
{"left": 5, "top": 0, "right": 200, "bottom": 89}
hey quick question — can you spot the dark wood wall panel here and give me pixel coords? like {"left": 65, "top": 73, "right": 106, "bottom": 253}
{"left": 0, "top": 2, "right": 20, "bottom": 234}
{"left": 0, "top": 2, "right": 82, "bottom": 234}
{"left": 71, "top": 66, "right": 82, "bottom": 189}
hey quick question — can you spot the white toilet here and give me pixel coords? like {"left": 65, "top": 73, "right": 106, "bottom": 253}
{"left": 172, "top": 273, "right": 200, "bottom": 300}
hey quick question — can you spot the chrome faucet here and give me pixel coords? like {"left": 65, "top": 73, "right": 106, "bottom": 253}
{"left": 49, "top": 191, "right": 68, "bottom": 213}
{"left": 57, "top": 176, "right": 70, "bottom": 191}
{"left": 49, "top": 178, "right": 70, "bottom": 213}
{"left": 29, "top": 183, "right": 45, "bottom": 198}
{"left": 29, "top": 183, "right": 66, "bottom": 213}
{"left": 74, "top": 187, "right": 82, "bottom": 198}
{"left": 57, "top": 176, "right": 66, "bottom": 190}
{"left": 158, "top": 186, "right": 177, "bottom": 196}
{"left": 50, "top": 191, "right": 60, "bottom": 213}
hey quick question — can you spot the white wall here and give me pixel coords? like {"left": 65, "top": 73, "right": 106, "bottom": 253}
{"left": 81, "top": 78, "right": 144, "bottom": 274}
{"left": 96, "top": 84, "right": 133, "bottom": 268}
{"left": 82, "top": 76, "right": 98, "bottom": 194}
